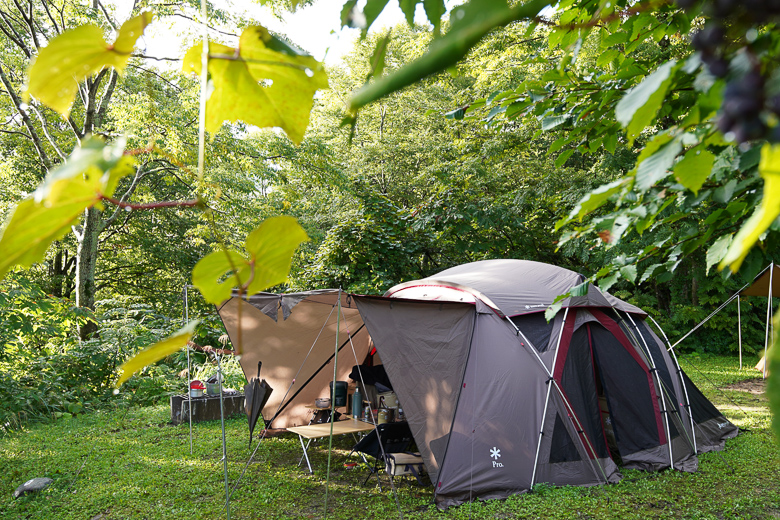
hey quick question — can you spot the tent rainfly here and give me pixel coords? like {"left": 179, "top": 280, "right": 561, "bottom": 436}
{"left": 217, "top": 260, "right": 738, "bottom": 510}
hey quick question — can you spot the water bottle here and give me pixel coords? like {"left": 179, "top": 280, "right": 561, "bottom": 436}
{"left": 352, "top": 387, "right": 363, "bottom": 419}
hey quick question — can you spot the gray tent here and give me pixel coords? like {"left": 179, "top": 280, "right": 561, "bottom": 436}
{"left": 217, "top": 260, "right": 738, "bottom": 509}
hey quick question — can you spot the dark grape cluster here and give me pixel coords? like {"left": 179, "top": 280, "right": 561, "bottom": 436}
{"left": 675, "top": 0, "right": 780, "bottom": 144}
{"left": 691, "top": 23, "right": 728, "bottom": 78}
{"left": 717, "top": 71, "right": 768, "bottom": 142}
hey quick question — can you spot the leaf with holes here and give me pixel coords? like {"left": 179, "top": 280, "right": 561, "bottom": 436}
{"left": 24, "top": 12, "right": 154, "bottom": 115}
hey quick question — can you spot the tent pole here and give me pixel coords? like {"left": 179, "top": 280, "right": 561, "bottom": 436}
{"left": 738, "top": 296, "right": 742, "bottom": 370}
{"left": 764, "top": 264, "right": 774, "bottom": 379}
{"left": 324, "top": 289, "right": 341, "bottom": 517}
{"left": 216, "top": 352, "right": 230, "bottom": 520}
{"left": 647, "top": 316, "right": 697, "bottom": 454}
{"left": 508, "top": 312, "right": 608, "bottom": 484}
{"left": 531, "top": 308, "right": 568, "bottom": 488}
{"left": 184, "top": 284, "right": 193, "bottom": 455}
{"left": 624, "top": 313, "right": 675, "bottom": 470}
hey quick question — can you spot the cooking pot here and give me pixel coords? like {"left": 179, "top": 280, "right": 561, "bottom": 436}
{"left": 315, "top": 397, "right": 331, "bottom": 409}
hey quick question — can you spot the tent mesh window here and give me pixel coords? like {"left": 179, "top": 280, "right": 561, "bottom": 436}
{"left": 550, "top": 413, "right": 582, "bottom": 463}
{"left": 590, "top": 324, "right": 661, "bottom": 456}
{"left": 510, "top": 313, "right": 553, "bottom": 352}
{"left": 558, "top": 326, "right": 610, "bottom": 460}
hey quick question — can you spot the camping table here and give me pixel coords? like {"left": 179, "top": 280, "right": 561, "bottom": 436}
{"left": 287, "top": 419, "right": 375, "bottom": 474}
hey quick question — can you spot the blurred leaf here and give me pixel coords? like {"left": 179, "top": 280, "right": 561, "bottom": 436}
{"left": 115, "top": 321, "right": 199, "bottom": 388}
{"left": 634, "top": 138, "right": 682, "bottom": 192}
{"left": 24, "top": 12, "right": 154, "bottom": 115}
{"left": 615, "top": 60, "right": 677, "bottom": 145}
{"left": 619, "top": 265, "right": 637, "bottom": 283}
{"left": 245, "top": 216, "right": 310, "bottom": 295}
{"left": 673, "top": 146, "right": 715, "bottom": 194}
{"left": 721, "top": 144, "right": 780, "bottom": 272}
{"left": 182, "top": 26, "right": 328, "bottom": 144}
{"left": 558, "top": 178, "right": 626, "bottom": 229}
{"left": 349, "top": 0, "right": 550, "bottom": 112}
{"left": 192, "top": 249, "right": 251, "bottom": 305}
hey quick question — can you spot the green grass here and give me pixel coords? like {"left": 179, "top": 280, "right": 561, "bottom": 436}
{"left": 1, "top": 354, "right": 778, "bottom": 519}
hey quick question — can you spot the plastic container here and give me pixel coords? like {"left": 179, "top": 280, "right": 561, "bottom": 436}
{"left": 190, "top": 380, "right": 205, "bottom": 398}
{"left": 206, "top": 383, "right": 221, "bottom": 395}
{"left": 329, "top": 381, "right": 348, "bottom": 407}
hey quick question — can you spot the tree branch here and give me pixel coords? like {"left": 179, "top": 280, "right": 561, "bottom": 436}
{"left": 95, "top": 0, "right": 117, "bottom": 31}
{"left": 26, "top": 103, "right": 67, "bottom": 160}
{"left": 0, "top": 9, "right": 31, "bottom": 58}
{"left": 0, "top": 62, "right": 53, "bottom": 169}
{"left": 95, "top": 69, "right": 118, "bottom": 128}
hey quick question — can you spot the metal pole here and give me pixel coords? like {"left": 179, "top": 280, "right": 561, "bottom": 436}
{"left": 217, "top": 353, "right": 230, "bottom": 520}
{"left": 624, "top": 313, "right": 674, "bottom": 470}
{"left": 738, "top": 296, "right": 742, "bottom": 370}
{"left": 647, "top": 315, "right": 697, "bottom": 454}
{"left": 764, "top": 264, "right": 774, "bottom": 379}
{"left": 185, "top": 285, "right": 193, "bottom": 455}
{"left": 531, "top": 309, "right": 568, "bottom": 488}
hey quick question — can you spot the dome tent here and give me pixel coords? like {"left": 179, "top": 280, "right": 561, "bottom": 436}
{"left": 352, "top": 259, "right": 738, "bottom": 509}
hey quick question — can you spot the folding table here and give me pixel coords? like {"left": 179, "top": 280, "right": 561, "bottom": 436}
{"left": 286, "top": 419, "right": 375, "bottom": 474}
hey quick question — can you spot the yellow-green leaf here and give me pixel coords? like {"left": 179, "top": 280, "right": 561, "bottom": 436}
{"left": 24, "top": 12, "right": 154, "bottom": 115}
{"left": 182, "top": 26, "right": 328, "bottom": 144}
{"left": 0, "top": 137, "right": 133, "bottom": 282}
{"left": 192, "top": 216, "right": 310, "bottom": 305}
{"left": 720, "top": 143, "right": 780, "bottom": 272}
{"left": 245, "top": 216, "right": 310, "bottom": 295}
{"left": 192, "top": 249, "right": 252, "bottom": 305}
{"left": 115, "top": 321, "right": 199, "bottom": 388}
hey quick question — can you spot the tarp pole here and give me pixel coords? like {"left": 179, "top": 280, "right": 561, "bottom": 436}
{"left": 216, "top": 352, "right": 230, "bottom": 520}
{"left": 324, "top": 289, "right": 341, "bottom": 517}
{"left": 738, "top": 296, "right": 742, "bottom": 370}
{"left": 531, "top": 308, "right": 568, "bottom": 488}
{"left": 184, "top": 284, "right": 193, "bottom": 455}
{"left": 764, "top": 263, "right": 774, "bottom": 379}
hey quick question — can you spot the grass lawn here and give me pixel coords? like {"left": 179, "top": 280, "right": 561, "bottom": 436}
{"left": 1, "top": 354, "right": 778, "bottom": 519}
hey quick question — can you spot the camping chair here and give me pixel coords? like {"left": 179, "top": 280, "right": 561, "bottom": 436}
{"left": 349, "top": 422, "right": 424, "bottom": 487}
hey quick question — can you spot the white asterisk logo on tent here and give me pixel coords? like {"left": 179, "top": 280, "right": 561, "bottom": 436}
{"left": 490, "top": 447, "right": 501, "bottom": 460}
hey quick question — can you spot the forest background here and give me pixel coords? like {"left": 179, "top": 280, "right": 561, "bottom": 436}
{"left": 1, "top": 0, "right": 779, "bottom": 432}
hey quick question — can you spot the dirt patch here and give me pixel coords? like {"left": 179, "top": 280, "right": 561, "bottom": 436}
{"left": 724, "top": 378, "right": 766, "bottom": 394}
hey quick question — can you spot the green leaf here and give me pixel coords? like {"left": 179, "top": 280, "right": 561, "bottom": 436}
{"left": 192, "top": 216, "right": 310, "bottom": 305}
{"left": 673, "top": 146, "right": 715, "bottom": 194}
{"left": 182, "top": 26, "right": 328, "bottom": 144}
{"left": 597, "top": 271, "right": 620, "bottom": 292}
{"left": 619, "top": 265, "right": 637, "bottom": 284}
{"left": 24, "top": 12, "right": 154, "bottom": 115}
{"left": 558, "top": 178, "right": 627, "bottom": 228}
{"left": 0, "top": 137, "right": 133, "bottom": 283}
{"left": 349, "top": 0, "right": 551, "bottom": 112}
{"left": 634, "top": 138, "right": 683, "bottom": 192}
{"left": 615, "top": 60, "right": 677, "bottom": 145}
{"left": 363, "top": 0, "right": 391, "bottom": 32}
{"left": 115, "top": 321, "right": 199, "bottom": 388}
{"left": 542, "top": 114, "right": 569, "bottom": 131}
{"left": 192, "top": 249, "right": 251, "bottom": 305}
{"left": 244, "top": 216, "right": 310, "bottom": 295}
{"left": 366, "top": 32, "right": 391, "bottom": 80}
{"left": 555, "top": 149, "right": 575, "bottom": 168}
{"left": 706, "top": 234, "right": 733, "bottom": 274}
{"left": 721, "top": 144, "right": 780, "bottom": 272}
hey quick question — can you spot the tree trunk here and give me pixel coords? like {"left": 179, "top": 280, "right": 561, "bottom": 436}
{"left": 75, "top": 207, "right": 100, "bottom": 339}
